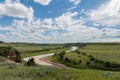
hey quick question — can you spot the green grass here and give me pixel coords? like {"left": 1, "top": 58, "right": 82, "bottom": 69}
{"left": 1, "top": 62, "right": 120, "bottom": 80}
{"left": 50, "top": 43, "right": 120, "bottom": 70}
{"left": 0, "top": 56, "right": 6, "bottom": 62}
{"left": 10, "top": 43, "right": 70, "bottom": 58}
{"left": 1, "top": 42, "right": 120, "bottom": 80}
{"left": 80, "top": 44, "right": 120, "bottom": 64}
{"left": 21, "top": 47, "right": 69, "bottom": 58}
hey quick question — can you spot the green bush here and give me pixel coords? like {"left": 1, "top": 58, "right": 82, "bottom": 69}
{"left": 58, "top": 51, "right": 66, "bottom": 60}
{"left": 64, "top": 57, "right": 71, "bottom": 63}
{"left": 25, "top": 58, "right": 36, "bottom": 66}
{"left": 79, "top": 59, "right": 82, "bottom": 64}
{"left": 90, "top": 57, "right": 95, "bottom": 61}
{"left": 86, "top": 61, "right": 90, "bottom": 65}
{"left": 8, "top": 63, "right": 16, "bottom": 69}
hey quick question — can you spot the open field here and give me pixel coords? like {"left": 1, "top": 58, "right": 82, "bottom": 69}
{"left": 50, "top": 43, "right": 120, "bottom": 70}
{"left": 1, "top": 62, "right": 120, "bottom": 80}
{"left": 1, "top": 42, "right": 120, "bottom": 80}
{"left": 11, "top": 43, "right": 69, "bottom": 58}
{"left": 80, "top": 44, "right": 120, "bottom": 64}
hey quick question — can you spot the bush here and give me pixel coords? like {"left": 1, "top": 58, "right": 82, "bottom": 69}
{"left": 58, "top": 51, "right": 66, "bottom": 60}
{"left": 82, "top": 53, "right": 86, "bottom": 55}
{"left": 0, "top": 56, "right": 6, "bottom": 62}
{"left": 25, "top": 58, "right": 36, "bottom": 66}
{"left": 64, "top": 57, "right": 71, "bottom": 63}
{"left": 88, "top": 55, "right": 93, "bottom": 58}
{"left": 8, "top": 62, "right": 16, "bottom": 69}
{"left": 95, "top": 60, "right": 99, "bottom": 62}
{"left": 72, "top": 60, "right": 78, "bottom": 65}
{"left": 75, "top": 50, "right": 80, "bottom": 54}
{"left": 105, "top": 62, "right": 110, "bottom": 67}
{"left": 0, "top": 46, "right": 21, "bottom": 63}
{"left": 86, "top": 61, "right": 90, "bottom": 65}
{"left": 79, "top": 59, "right": 82, "bottom": 64}
{"left": 90, "top": 57, "right": 95, "bottom": 61}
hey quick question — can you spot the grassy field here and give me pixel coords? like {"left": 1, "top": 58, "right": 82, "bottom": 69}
{"left": 1, "top": 61, "right": 120, "bottom": 80}
{"left": 0, "top": 42, "right": 69, "bottom": 58}
{"left": 11, "top": 43, "right": 70, "bottom": 58}
{"left": 80, "top": 44, "right": 120, "bottom": 64}
{"left": 1, "top": 42, "right": 120, "bottom": 80}
{"left": 50, "top": 43, "right": 120, "bottom": 70}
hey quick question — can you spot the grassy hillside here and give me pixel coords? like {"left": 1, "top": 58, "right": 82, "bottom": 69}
{"left": 50, "top": 43, "right": 120, "bottom": 71}
{"left": 80, "top": 44, "right": 120, "bottom": 64}
{"left": 1, "top": 42, "right": 120, "bottom": 80}
{"left": 0, "top": 56, "right": 6, "bottom": 62}
{"left": 1, "top": 62, "right": 120, "bottom": 80}
{"left": 11, "top": 43, "right": 69, "bottom": 58}
{"left": 0, "top": 42, "right": 21, "bottom": 62}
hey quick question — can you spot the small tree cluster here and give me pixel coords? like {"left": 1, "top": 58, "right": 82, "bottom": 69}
{"left": 58, "top": 51, "right": 66, "bottom": 60}
{"left": 25, "top": 58, "right": 36, "bottom": 66}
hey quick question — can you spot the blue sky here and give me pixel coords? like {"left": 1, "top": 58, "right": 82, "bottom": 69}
{"left": 0, "top": 0, "right": 120, "bottom": 43}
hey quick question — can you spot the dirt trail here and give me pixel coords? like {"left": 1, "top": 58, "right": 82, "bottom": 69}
{"left": 23, "top": 46, "right": 77, "bottom": 68}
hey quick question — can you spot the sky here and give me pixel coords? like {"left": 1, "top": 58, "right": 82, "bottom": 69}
{"left": 0, "top": 0, "right": 120, "bottom": 43}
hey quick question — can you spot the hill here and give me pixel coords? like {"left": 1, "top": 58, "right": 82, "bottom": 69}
{"left": 0, "top": 41, "right": 21, "bottom": 62}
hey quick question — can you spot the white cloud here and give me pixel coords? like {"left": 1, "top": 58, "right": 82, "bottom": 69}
{"left": 0, "top": 33, "right": 7, "bottom": 42}
{"left": 88, "top": 0, "right": 120, "bottom": 26}
{"left": 0, "top": 0, "right": 34, "bottom": 22}
{"left": 70, "top": 0, "right": 81, "bottom": 5}
{"left": 0, "top": 11, "right": 120, "bottom": 43}
{"left": 34, "top": 0, "right": 51, "bottom": 5}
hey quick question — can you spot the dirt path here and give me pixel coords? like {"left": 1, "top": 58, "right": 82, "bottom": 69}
{"left": 23, "top": 46, "right": 77, "bottom": 68}
{"left": 39, "top": 57, "right": 67, "bottom": 68}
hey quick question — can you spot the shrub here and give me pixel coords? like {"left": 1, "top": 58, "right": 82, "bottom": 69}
{"left": 53, "top": 52, "right": 59, "bottom": 57}
{"left": 88, "top": 55, "right": 93, "bottom": 58}
{"left": 79, "top": 59, "right": 82, "bottom": 64}
{"left": 8, "top": 62, "right": 16, "bottom": 69}
{"left": 86, "top": 61, "right": 90, "bottom": 65}
{"left": 72, "top": 60, "right": 78, "bottom": 65}
{"left": 25, "top": 58, "right": 36, "bottom": 66}
{"left": 105, "top": 62, "right": 110, "bottom": 67}
{"left": 64, "top": 57, "right": 70, "bottom": 63}
{"left": 95, "top": 60, "right": 99, "bottom": 62}
{"left": 18, "top": 72, "right": 26, "bottom": 78}
{"left": 58, "top": 51, "right": 66, "bottom": 60}
{"left": 0, "top": 56, "right": 6, "bottom": 62}
{"left": 75, "top": 50, "right": 80, "bottom": 54}
{"left": 82, "top": 53, "right": 86, "bottom": 55}
{"left": 0, "top": 46, "right": 21, "bottom": 63}
{"left": 90, "top": 57, "right": 95, "bottom": 61}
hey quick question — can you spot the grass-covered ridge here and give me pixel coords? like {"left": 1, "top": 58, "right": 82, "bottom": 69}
{"left": 1, "top": 42, "right": 120, "bottom": 80}
{"left": 80, "top": 44, "right": 120, "bottom": 64}
{"left": 11, "top": 43, "right": 69, "bottom": 58}
{"left": 0, "top": 42, "right": 21, "bottom": 62}
{"left": 50, "top": 43, "right": 120, "bottom": 71}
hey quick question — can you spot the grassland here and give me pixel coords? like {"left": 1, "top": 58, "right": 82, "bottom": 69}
{"left": 80, "top": 44, "right": 120, "bottom": 64}
{"left": 50, "top": 43, "right": 120, "bottom": 70}
{"left": 1, "top": 61, "right": 120, "bottom": 80}
{"left": 11, "top": 43, "right": 69, "bottom": 58}
{"left": 1, "top": 42, "right": 120, "bottom": 80}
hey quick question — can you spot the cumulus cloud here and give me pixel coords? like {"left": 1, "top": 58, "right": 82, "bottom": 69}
{"left": 88, "top": 0, "right": 120, "bottom": 26}
{"left": 70, "top": 0, "right": 81, "bottom": 5}
{"left": 0, "top": 9, "right": 120, "bottom": 43}
{"left": 34, "top": 0, "right": 51, "bottom": 5}
{"left": 0, "top": 34, "right": 7, "bottom": 41}
{"left": 0, "top": 0, "right": 34, "bottom": 22}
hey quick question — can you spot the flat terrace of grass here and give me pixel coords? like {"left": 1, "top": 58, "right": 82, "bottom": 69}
{"left": 80, "top": 44, "right": 120, "bottom": 64}
{"left": 11, "top": 43, "right": 70, "bottom": 58}
{"left": 50, "top": 43, "right": 120, "bottom": 70}
{"left": 1, "top": 62, "right": 120, "bottom": 80}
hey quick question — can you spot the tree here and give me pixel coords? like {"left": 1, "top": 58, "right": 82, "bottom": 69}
{"left": 25, "top": 58, "right": 36, "bottom": 66}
